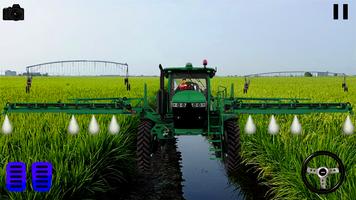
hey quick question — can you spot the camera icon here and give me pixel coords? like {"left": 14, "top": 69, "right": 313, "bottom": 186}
{"left": 3, "top": 4, "right": 24, "bottom": 21}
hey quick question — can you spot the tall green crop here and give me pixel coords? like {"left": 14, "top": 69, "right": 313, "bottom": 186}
{"left": 0, "top": 76, "right": 355, "bottom": 199}
{"left": 0, "top": 77, "right": 157, "bottom": 200}
{"left": 214, "top": 77, "right": 356, "bottom": 200}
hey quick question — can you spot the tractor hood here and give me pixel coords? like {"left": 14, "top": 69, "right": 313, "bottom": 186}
{"left": 172, "top": 90, "right": 206, "bottom": 104}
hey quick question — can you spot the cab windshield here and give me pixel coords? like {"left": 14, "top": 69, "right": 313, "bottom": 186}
{"left": 174, "top": 78, "right": 206, "bottom": 93}
{"left": 170, "top": 73, "right": 208, "bottom": 97}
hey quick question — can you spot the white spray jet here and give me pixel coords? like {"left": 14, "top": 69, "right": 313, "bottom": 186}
{"left": 245, "top": 115, "right": 256, "bottom": 134}
{"left": 268, "top": 115, "right": 279, "bottom": 135}
{"left": 343, "top": 115, "right": 354, "bottom": 135}
{"left": 68, "top": 115, "right": 79, "bottom": 134}
{"left": 109, "top": 115, "right": 120, "bottom": 134}
{"left": 291, "top": 115, "right": 302, "bottom": 135}
{"left": 89, "top": 115, "right": 100, "bottom": 134}
{"left": 2, "top": 115, "right": 13, "bottom": 134}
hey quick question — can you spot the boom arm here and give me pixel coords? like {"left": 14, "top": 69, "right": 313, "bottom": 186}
{"left": 3, "top": 98, "right": 144, "bottom": 115}
{"left": 2, "top": 84, "right": 150, "bottom": 115}
{"left": 224, "top": 97, "right": 353, "bottom": 115}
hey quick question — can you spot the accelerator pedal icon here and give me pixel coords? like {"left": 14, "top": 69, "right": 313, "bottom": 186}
{"left": 31, "top": 162, "right": 53, "bottom": 192}
{"left": 6, "top": 162, "right": 26, "bottom": 192}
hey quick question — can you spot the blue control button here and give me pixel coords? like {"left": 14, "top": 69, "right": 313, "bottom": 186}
{"left": 6, "top": 162, "right": 27, "bottom": 192}
{"left": 31, "top": 162, "right": 53, "bottom": 192}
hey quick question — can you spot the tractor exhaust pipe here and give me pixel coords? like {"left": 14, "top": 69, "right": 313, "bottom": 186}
{"left": 159, "top": 64, "right": 164, "bottom": 90}
{"left": 158, "top": 64, "right": 166, "bottom": 119}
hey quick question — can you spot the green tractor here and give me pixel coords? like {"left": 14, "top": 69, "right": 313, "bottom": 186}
{"left": 2, "top": 61, "right": 353, "bottom": 175}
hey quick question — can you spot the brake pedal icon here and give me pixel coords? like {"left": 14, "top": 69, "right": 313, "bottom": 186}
{"left": 31, "top": 162, "right": 53, "bottom": 192}
{"left": 6, "top": 162, "right": 27, "bottom": 192}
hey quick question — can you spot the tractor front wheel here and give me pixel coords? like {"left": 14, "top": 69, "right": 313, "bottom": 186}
{"left": 136, "top": 120, "right": 154, "bottom": 174}
{"left": 223, "top": 119, "right": 242, "bottom": 175}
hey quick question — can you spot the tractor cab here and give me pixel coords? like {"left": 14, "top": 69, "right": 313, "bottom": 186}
{"left": 158, "top": 61, "right": 216, "bottom": 131}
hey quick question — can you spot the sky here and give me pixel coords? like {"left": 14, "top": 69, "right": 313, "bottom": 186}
{"left": 0, "top": 0, "right": 355, "bottom": 76}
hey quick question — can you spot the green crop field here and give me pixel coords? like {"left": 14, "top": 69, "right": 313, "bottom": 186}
{"left": 0, "top": 76, "right": 355, "bottom": 200}
{"left": 235, "top": 77, "right": 356, "bottom": 200}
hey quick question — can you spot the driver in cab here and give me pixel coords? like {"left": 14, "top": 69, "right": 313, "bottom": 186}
{"left": 177, "top": 79, "right": 193, "bottom": 91}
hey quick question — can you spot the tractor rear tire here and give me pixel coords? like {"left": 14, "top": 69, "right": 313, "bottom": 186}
{"left": 224, "top": 119, "right": 241, "bottom": 175}
{"left": 137, "top": 119, "right": 154, "bottom": 174}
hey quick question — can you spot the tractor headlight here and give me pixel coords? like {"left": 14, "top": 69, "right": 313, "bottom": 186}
{"left": 172, "top": 103, "right": 187, "bottom": 108}
{"left": 179, "top": 103, "right": 187, "bottom": 107}
{"left": 192, "top": 102, "right": 206, "bottom": 108}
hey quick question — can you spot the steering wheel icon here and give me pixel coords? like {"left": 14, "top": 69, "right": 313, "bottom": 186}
{"left": 301, "top": 151, "right": 346, "bottom": 194}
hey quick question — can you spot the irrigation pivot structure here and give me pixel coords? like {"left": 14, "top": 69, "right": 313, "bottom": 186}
{"left": 244, "top": 71, "right": 347, "bottom": 77}
{"left": 25, "top": 60, "right": 130, "bottom": 92}
{"left": 2, "top": 61, "right": 354, "bottom": 177}
{"left": 243, "top": 71, "right": 349, "bottom": 93}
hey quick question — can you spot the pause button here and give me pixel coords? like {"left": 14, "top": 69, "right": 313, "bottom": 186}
{"left": 31, "top": 162, "right": 53, "bottom": 192}
{"left": 6, "top": 162, "right": 27, "bottom": 192}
